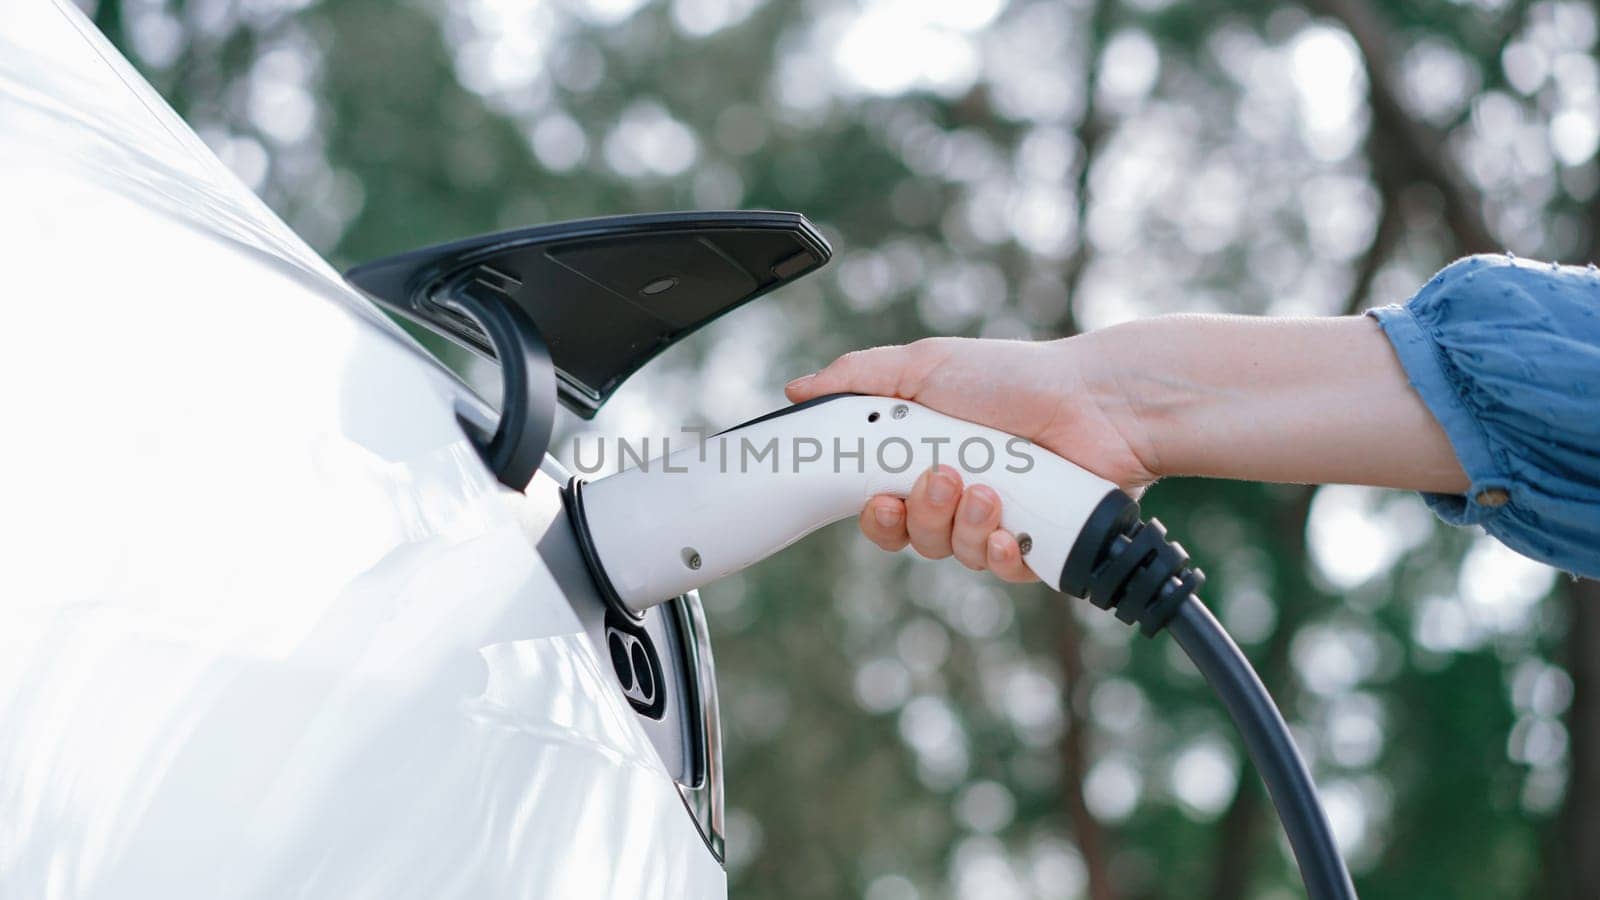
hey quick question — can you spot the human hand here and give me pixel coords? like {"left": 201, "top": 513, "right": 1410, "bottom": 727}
{"left": 784, "top": 336, "right": 1160, "bottom": 580}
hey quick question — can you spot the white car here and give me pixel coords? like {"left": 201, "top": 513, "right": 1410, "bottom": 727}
{"left": 0, "top": 1, "right": 828, "bottom": 896}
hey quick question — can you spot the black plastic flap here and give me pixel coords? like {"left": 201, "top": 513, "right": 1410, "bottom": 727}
{"left": 345, "top": 210, "right": 832, "bottom": 418}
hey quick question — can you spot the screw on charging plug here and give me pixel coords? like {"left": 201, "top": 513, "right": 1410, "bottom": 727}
{"left": 1016, "top": 533, "right": 1033, "bottom": 555}
{"left": 892, "top": 404, "right": 909, "bottom": 419}
{"left": 682, "top": 547, "right": 702, "bottom": 570}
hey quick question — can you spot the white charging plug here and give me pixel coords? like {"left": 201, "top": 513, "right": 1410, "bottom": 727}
{"left": 570, "top": 394, "right": 1121, "bottom": 615}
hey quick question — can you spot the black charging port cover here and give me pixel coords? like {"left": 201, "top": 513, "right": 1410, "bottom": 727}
{"left": 345, "top": 210, "right": 832, "bottom": 420}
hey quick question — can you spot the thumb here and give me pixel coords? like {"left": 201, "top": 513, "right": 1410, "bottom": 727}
{"left": 785, "top": 345, "right": 916, "bottom": 403}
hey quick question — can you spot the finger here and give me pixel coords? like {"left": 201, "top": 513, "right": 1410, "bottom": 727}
{"left": 858, "top": 496, "right": 910, "bottom": 552}
{"left": 950, "top": 485, "right": 1001, "bottom": 571}
{"left": 906, "top": 465, "right": 961, "bottom": 560}
{"left": 986, "top": 531, "right": 1040, "bottom": 583}
{"left": 785, "top": 344, "right": 915, "bottom": 403}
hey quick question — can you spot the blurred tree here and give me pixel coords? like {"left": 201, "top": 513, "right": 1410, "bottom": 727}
{"left": 81, "top": 0, "right": 1598, "bottom": 897}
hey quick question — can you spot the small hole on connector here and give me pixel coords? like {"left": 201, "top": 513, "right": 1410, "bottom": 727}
{"left": 867, "top": 411, "right": 880, "bottom": 423}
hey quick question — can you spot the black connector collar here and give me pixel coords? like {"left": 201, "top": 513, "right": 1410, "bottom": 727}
{"left": 562, "top": 476, "right": 645, "bottom": 621}
{"left": 1058, "top": 490, "right": 1206, "bottom": 637}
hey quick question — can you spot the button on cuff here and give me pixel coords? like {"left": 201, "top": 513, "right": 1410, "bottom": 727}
{"left": 1473, "top": 487, "right": 1511, "bottom": 508}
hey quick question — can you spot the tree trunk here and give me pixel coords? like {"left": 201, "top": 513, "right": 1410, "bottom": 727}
{"left": 1206, "top": 486, "right": 1323, "bottom": 899}
{"left": 1303, "top": 0, "right": 1498, "bottom": 254}
{"left": 1054, "top": 599, "right": 1118, "bottom": 900}
{"left": 1560, "top": 579, "right": 1600, "bottom": 900}
{"left": 1204, "top": 150, "right": 1400, "bottom": 898}
{"left": 1045, "top": 2, "right": 1120, "bottom": 896}
{"left": 1558, "top": 204, "right": 1600, "bottom": 900}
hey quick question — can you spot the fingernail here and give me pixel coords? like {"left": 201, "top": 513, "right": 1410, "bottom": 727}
{"left": 927, "top": 474, "right": 955, "bottom": 505}
{"left": 963, "top": 492, "right": 992, "bottom": 524}
{"left": 873, "top": 505, "right": 901, "bottom": 528}
{"left": 785, "top": 374, "right": 814, "bottom": 393}
{"left": 988, "top": 533, "right": 1009, "bottom": 558}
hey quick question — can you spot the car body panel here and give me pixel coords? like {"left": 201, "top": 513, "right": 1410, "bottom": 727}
{"left": 0, "top": 1, "right": 725, "bottom": 896}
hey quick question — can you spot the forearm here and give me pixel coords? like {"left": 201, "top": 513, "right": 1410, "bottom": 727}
{"left": 1085, "top": 314, "right": 1470, "bottom": 493}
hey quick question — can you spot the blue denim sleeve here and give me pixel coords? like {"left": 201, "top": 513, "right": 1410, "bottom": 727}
{"left": 1367, "top": 255, "right": 1600, "bottom": 578}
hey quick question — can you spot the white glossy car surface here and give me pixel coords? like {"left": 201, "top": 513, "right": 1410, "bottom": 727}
{"left": 0, "top": 1, "right": 725, "bottom": 896}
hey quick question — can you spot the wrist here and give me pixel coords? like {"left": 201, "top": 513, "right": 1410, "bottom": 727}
{"left": 1067, "top": 326, "right": 1175, "bottom": 485}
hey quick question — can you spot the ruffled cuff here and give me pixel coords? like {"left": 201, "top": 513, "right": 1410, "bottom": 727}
{"left": 1366, "top": 301, "right": 1515, "bottom": 526}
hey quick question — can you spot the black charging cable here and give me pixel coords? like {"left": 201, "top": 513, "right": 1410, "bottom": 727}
{"left": 1061, "top": 492, "right": 1357, "bottom": 900}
